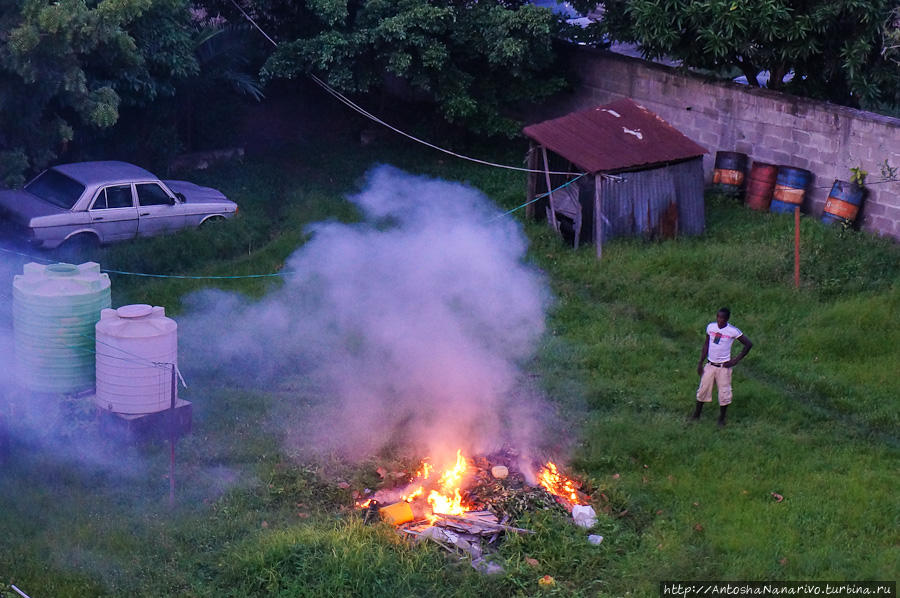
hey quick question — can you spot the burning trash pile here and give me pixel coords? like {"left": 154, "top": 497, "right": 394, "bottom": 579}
{"left": 356, "top": 449, "right": 596, "bottom": 569}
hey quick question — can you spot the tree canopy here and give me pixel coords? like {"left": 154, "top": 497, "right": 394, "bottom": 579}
{"left": 0, "top": 0, "right": 199, "bottom": 185}
{"left": 240, "top": 0, "right": 567, "bottom": 137}
{"left": 6, "top": 0, "right": 895, "bottom": 187}
{"left": 572, "top": 0, "right": 900, "bottom": 111}
{"left": 0, "top": 0, "right": 570, "bottom": 184}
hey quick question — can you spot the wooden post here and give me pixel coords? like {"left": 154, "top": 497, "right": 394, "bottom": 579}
{"left": 169, "top": 363, "right": 177, "bottom": 507}
{"left": 595, "top": 175, "right": 603, "bottom": 260}
{"left": 525, "top": 143, "right": 538, "bottom": 220}
{"left": 794, "top": 207, "right": 800, "bottom": 288}
{"left": 0, "top": 410, "right": 8, "bottom": 465}
{"left": 541, "top": 146, "right": 559, "bottom": 234}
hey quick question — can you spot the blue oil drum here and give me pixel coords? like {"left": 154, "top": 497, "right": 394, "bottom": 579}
{"left": 822, "top": 180, "right": 865, "bottom": 225}
{"left": 712, "top": 151, "right": 748, "bottom": 196}
{"left": 770, "top": 166, "right": 813, "bottom": 214}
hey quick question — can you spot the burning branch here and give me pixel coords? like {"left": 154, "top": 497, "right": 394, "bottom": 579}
{"left": 537, "top": 461, "right": 589, "bottom": 512}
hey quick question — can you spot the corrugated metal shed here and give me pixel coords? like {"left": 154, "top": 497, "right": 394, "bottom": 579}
{"left": 523, "top": 98, "right": 706, "bottom": 173}
{"left": 522, "top": 99, "right": 707, "bottom": 258}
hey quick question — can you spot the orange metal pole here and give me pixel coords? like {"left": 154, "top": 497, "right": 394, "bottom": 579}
{"left": 794, "top": 207, "right": 800, "bottom": 288}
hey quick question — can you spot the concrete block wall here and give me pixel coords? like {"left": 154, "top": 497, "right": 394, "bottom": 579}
{"left": 544, "top": 47, "right": 900, "bottom": 240}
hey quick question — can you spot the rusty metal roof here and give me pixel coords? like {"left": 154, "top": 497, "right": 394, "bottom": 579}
{"left": 523, "top": 98, "right": 707, "bottom": 173}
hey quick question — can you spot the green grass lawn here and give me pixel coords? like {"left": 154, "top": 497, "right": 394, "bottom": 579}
{"left": 0, "top": 137, "right": 897, "bottom": 597}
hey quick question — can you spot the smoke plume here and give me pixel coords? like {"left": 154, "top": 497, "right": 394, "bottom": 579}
{"left": 0, "top": 245, "right": 151, "bottom": 478}
{"left": 182, "top": 165, "right": 553, "bottom": 466}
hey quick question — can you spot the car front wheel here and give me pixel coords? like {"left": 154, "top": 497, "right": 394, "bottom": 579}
{"left": 57, "top": 233, "right": 100, "bottom": 263}
{"left": 199, "top": 216, "right": 227, "bottom": 229}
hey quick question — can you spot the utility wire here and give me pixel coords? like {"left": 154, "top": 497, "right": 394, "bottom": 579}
{"left": 811, "top": 178, "right": 899, "bottom": 190}
{"left": 4, "top": 168, "right": 896, "bottom": 281}
{"left": 2, "top": 171, "right": 574, "bottom": 279}
{"left": 230, "top": 2, "right": 900, "bottom": 195}
{"left": 100, "top": 267, "right": 291, "bottom": 280}
{"left": 493, "top": 173, "right": 587, "bottom": 220}
{"left": 0, "top": 247, "right": 293, "bottom": 280}
{"left": 0, "top": 246, "right": 54, "bottom": 264}
{"left": 227, "top": 0, "right": 584, "bottom": 178}
{"left": 91, "top": 332, "right": 168, "bottom": 369}
{"left": 1, "top": 319, "right": 187, "bottom": 391}
{"left": 0, "top": 318, "right": 164, "bottom": 370}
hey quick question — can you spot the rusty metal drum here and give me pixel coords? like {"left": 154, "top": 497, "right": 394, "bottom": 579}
{"left": 771, "top": 166, "right": 813, "bottom": 214}
{"left": 822, "top": 180, "right": 866, "bottom": 225}
{"left": 712, "top": 151, "right": 748, "bottom": 196}
{"left": 745, "top": 162, "right": 778, "bottom": 211}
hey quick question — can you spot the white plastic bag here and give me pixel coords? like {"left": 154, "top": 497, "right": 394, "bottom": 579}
{"left": 572, "top": 504, "right": 597, "bottom": 529}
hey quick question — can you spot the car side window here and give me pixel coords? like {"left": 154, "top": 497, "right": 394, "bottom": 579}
{"left": 106, "top": 185, "right": 133, "bottom": 208}
{"left": 90, "top": 190, "right": 109, "bottom": 210}
{"left": 136, "top": 183, "right": 173, "bottom": 207}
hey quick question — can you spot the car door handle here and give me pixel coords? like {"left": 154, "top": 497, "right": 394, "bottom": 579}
{"left": 140, "top": 212, "right": 150, "bottom": 216}
{"left": 94, "top": 216, "right": 104, "bottom": 220}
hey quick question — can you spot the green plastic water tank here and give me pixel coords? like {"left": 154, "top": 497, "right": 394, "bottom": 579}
{"left": 13, "top": 262, "right": 112, "bottom": 393}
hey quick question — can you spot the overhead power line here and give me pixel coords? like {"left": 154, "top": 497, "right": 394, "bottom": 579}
{"left": 227, "top": 0, "right": 584, "bottom": 177}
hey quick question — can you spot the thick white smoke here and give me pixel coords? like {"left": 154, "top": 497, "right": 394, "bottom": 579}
{"left": 0, "top": 247, "right": 151, "bottom": 477}
{"left": 0, "top": 255, "right": 17, "bottom": 389}
{"left": 182, "top": 165, "right": 553, "bottom": 466}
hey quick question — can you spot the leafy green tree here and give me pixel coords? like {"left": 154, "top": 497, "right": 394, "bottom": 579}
{"left": 174, "top": 17, "right": 265, "bottom": 151}
{"left": 572, "top": 0, "right": 900, "bottom": 110}
{"left": 232, "top": 0, "right": 566, "bottom": 137}
{"left": 886, "top": 7, "right": 900, "bottom": 64}
{"left": 0, "top": 0, "right": 197, "bottom": 185}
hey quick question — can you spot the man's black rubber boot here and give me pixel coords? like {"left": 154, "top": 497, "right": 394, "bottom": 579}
{"left": 717, "top": 405, "right": 728, "bottom": 427}
{"left": 690, "top": 401, "right": 704, "bottom": 421}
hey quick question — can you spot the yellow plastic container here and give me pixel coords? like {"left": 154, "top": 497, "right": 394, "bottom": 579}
{"left": 379, "top": 501, "right": 414, "bottom": 525}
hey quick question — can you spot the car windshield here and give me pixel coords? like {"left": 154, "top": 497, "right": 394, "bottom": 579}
{"left": 24, "top": 169, "right": 86, "bottom": 209}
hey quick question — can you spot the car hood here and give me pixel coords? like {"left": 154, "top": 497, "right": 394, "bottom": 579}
{"left": 0, "top": 188, "right": 67, "bottom": 225}
{"left": 164, "top": 180, "right": 233, "bottom": 206}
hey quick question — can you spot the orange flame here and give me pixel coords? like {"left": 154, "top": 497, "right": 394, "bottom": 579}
{"left": 402, "top": 485, "right": 424, "bottom": 502}
{"left": 399, "top": 460, "right": 433, "bottom": 503}
{"left": 427, "top": 449, "right": 469, "bottom": 519}
{"left": 359, "top": 455, "right": 587, "bottom": 523}
{"left": 538, "top": 461, "right": 584, "bottom": 504}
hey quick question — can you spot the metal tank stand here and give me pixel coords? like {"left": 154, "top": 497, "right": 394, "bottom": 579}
{"left": 94, "top": 399, "right": 193, "bottom": 442}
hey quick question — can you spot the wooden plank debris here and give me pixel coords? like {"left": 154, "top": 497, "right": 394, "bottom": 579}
{"left": 488, "top": 515, "right": 509, "bottom": 544}
{"left": 433, "top": 513, "right": 535, "bottom": 535}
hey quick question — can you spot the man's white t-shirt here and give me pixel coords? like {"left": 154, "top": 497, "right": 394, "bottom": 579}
{"left": 706, "top": 322, "right": 743, "bottom": 364}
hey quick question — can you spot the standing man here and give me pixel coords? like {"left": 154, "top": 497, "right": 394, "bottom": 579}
{"left": 691, "top": 307, "right": 753, "bottom": 427}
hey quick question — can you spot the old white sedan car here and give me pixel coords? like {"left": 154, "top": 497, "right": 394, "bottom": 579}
{"left": 0, "top": 161, "right": 238, "bottom": 250}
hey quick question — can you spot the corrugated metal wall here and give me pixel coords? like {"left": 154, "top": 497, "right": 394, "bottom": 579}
{"left": 596, "top": 168, "right": 677, "bottom": 241}
{"left": 670, "top": 158, "right": 705, "bottom": 236}
{"left": 593, "top": 158, "right": 705, "bottom": 249}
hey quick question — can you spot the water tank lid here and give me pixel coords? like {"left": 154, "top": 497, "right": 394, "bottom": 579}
{"left": 46, "top": 263, "right": 80, "bottom": 276}
{"left": 117, "top": 304, "right": 153, "bottom": 318}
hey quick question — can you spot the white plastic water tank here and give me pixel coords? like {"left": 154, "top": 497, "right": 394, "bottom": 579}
{"left": 94, "top": 304, "right": 178, "bottom": 414}
{"left": 13, "top": 262, "right": 111, "bottom": 393}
